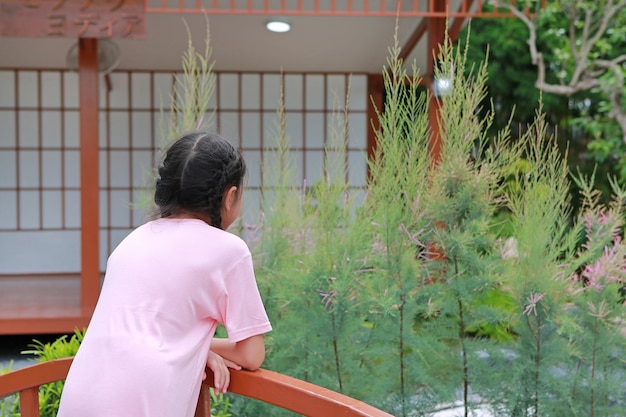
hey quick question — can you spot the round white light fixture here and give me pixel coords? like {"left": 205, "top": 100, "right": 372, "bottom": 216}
{"left": 266, "top": 20, "right": 291, "bottom": 33}
{"left": 434, "top": 76, "right": 453, "bottom": 98}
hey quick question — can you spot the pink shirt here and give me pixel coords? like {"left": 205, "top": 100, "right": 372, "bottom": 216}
{"left": 58, "top": 218, "right": 272, "bottom": 417}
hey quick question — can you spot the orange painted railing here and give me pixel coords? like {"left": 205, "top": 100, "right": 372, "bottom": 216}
{"left": 0, "top": 358, "right": 393, "bottom": 417}
{"left": 145, "top": 0, "right": 546, "bottom": 17}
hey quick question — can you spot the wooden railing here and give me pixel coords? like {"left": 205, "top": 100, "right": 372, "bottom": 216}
{"left": 0, "top": 358, "right": 393, "bottom": 417}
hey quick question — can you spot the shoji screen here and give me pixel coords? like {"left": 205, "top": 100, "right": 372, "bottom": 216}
{"left": 0, "top": 69, "right": 368, "bottom": 273}
{"left": 0, "top": 70, "right": 82, "bottom": 273}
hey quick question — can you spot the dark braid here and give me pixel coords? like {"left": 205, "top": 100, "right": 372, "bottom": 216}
{"left": 154, "top": 132, "right": 246, "bottom": 229}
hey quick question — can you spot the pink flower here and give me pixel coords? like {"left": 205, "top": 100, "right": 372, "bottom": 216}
{"left": 319, "top": 289, "right": 338, "bottom": 309}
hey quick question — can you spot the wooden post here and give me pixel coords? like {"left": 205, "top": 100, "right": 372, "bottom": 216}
{"left": 366, "top": 73, "right": 384, "bottom": 180}
{"left": 194, "top": 385, "right": 212, "bottom": 417}
{"left": 427, "top": 0, "right": 447, "bottom": 164}
{"left": 79, "top": 38, "right": 100, "bottom": 314}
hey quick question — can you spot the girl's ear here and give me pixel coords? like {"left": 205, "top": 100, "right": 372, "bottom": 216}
{"left": 223, "top": 186, "right": 238, "bottom": 210}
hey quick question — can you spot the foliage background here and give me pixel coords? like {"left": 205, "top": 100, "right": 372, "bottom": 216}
{"left": 233, "top": 25, "right": 626, "bottom": 417}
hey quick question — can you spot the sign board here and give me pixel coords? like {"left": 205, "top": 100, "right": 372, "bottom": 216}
{"left": 0, "top": 0, "right": 145, "bottom": 38}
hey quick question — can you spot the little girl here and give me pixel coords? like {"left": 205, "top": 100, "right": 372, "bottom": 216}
{"left": 58, "top": 132, "right": 272, "bottom": 417}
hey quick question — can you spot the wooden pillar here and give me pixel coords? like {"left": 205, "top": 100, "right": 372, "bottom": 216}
{"left": 366, "top": 73, "right": 384, "bottom": 180}
{"left": 427, "top": 0, "right": 447, "bottom": 164}
{"left": 194, "top": 384, "right": 212, "bottom": 417}
{"left": 79, "top": 38, "right": 100, "bottom": 313}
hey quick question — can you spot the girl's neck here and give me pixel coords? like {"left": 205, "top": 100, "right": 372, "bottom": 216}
{"left": 170, "top": 211, "right": 212, "bottom": 224}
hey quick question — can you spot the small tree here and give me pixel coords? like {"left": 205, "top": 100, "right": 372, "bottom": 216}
{"left": 492, "top": 0, "right": 626, "bottom": 181}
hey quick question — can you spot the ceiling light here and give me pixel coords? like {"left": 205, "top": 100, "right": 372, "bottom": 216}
{"left": 434, "top": 75, "right": 453, "bottom": 98}
{"left": 266, "top": 20, "right": 291, "bottom": 33}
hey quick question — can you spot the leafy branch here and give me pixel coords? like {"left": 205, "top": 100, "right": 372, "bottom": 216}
{"left": 491, "top": 0, "right": 626, "bottom": 142}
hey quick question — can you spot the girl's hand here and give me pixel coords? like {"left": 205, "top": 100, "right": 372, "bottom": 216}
{"left": 204, "top": 350, "right": 242, "bottom": 394}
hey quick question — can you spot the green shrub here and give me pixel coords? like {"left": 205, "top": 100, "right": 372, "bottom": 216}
{"left": 246, "top": 27, "right": 626, "bottom": 417}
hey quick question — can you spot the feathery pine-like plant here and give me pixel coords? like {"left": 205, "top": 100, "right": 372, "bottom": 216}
{"left": 164, "top": 16, "right": 216, "bottom": 143}
{"left": 404, "top": 37, "right": 515, "bottom": 417}
{"left": 135, "top": 16, "right": 217, "bottom": 212}
{"left": 246, "top": 76, "right": 376, "bottom": 417}
{"left": 361, "top": 35, "right": 439, "bottom": 416}
{"left": 562, "top": 176, "right": 626, "bottom": 416}
{"left": 481, "top": 111, "right": 581, "bottom": 417}
{"left": 242, "top": 22, "right": 626, "bottom": 417}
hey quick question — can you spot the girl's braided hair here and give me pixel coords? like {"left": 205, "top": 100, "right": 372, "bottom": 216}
{"left": 154, "top": 132, "right": 246, "bottom": 229}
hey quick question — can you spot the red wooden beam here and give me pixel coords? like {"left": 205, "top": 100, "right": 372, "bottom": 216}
{"left": 366, "top": 73, "right": 384, "bottom": 179}
{"left": 427, "top": 0, "right": 446, "bottom": 164}
{"left": 0, "top": 316, "right": 91, "bottom": 335}
{"left": 78, "top": 38, "right": 100, "bottom": 314}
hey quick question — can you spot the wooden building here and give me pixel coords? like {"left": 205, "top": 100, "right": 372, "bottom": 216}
{"left": 0, "top": 0, "right": 533, "bottom": 335}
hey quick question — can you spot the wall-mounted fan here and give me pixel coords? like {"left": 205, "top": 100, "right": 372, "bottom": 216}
{"left": 66, "top": 39, "right": 121, "bottom": 75}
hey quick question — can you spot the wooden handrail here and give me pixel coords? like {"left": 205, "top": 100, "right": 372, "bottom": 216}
{"left": 0, "top": 358, "right": 393, "bottom": 417}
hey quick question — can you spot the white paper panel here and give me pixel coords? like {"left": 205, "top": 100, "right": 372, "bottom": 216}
{"left": 243, "top": 149, "right": 262, "bottom": 188}
{"left": 131, "top": 111, "right": 153, "bottom": 148}
{"left": 42, "top": 190, "right": 62, "bottom": 229}
{"left": 99, "top": 151, "right": 108, "bottom": 187}
{"left": 305, "top": 75, "right": 324, "bottom": 110}
{"left": 108, "top": 73, "right": 130, "bottom": 109}
{"left": 348, "top": 112, "right": 367, "bottom": 148}
{"left": 305, "top": 150, "right": 324, "bottom": 186}
{"left": 18, "top": 111, "right": 39, "bottom": 147}
{"left": 64, "top": 190, "right": 80, "bottom": 228}
{"left": 109, "top": 190, "right": 131, "bottom": 228}
{"left": 219, "top": 111, "right": 239, "bottom": 140}
{"left": 219, "top": 73, "right": 238, "bottom": 110}
{"left": 0, "top": 151, "right": 16, "bottom": 188}
{"left": 241, "top": 112, "right": 261, "bottom": 148}
{"left": 109, "top": 150, "right": 130, "bottom": 188}
{"left": 153, "top": 73, "right": 173, "bottom": 109}
{"left": 98, "top": 111, "right": 108, "bottom": 147}
{"left": 109, "top": 112, "right": 130, "bottom": 148}
{"left": 349, "top": 74, "right": 368, "bottom": 111}
{"left": 0, "top": 71, "right": 15, "bottom": 107}
{"left": 64, "top": 150, "right": 80, "bottom": 188}
{"left": 285, "top": 112, "right": 304, "bottom": 148}
{"left": 41, "top": 111, "right": 62, "bottom": 148}
{"left": 284, "top": 74, "right": 303, "bottom": 110}
{"left": 18, "top": 150, "right": 39, "bottom": 188}
{"left": 241, "top": 74, "right": 260, "bottom": 110}
{"left": 0, "top": 192, "right": 17, "bottom": 229}
{"left": 348, "top": 150, "right": 367, "bottom": 187}
{"left": 18, "top": 71, "right": 38, "bottom": 107}
{"left": 305, "top": 113, "right": 325, "bottom": 148}
{"left": 0, "top": 231, "right": 80, "bottom": 273}
{"left": 18, "top": 190, "right": 39, "bottom": 229}
{"left": 99, "top": 189, "right": 108, "bottom": 226}
{"left": 41, "top": 72, "right": 61, "bottom": 108}
{"left": 131, "top": 73, "right": 151, "bottom": 108}
{"left": 0, "top": 111, "right": 16, "bottom": 147}
{"left": 327, "top": 74, "right": 346, "bottom": 109}
{"left": 132, "top": 150, "right": 154, "bottom": 189}
{"left": 64, "top": 111, "right": 80, "bottom": 148}
{"left": 262, "top": 74, "right": 281, "bottom": 110}
{"left": 41, "top": 150, "right": 62, "bottom": 188}
{"left": 63, "top": 72, "right": 79, "bottom": 108}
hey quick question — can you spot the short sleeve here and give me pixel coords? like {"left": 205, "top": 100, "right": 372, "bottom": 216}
{"left": 220, "top": 253, "right": 272, "bottom": 343}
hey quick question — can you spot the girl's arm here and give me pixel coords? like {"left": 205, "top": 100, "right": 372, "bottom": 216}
{"left": 210, "top": 334, "right": 266, "bottom": 371}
